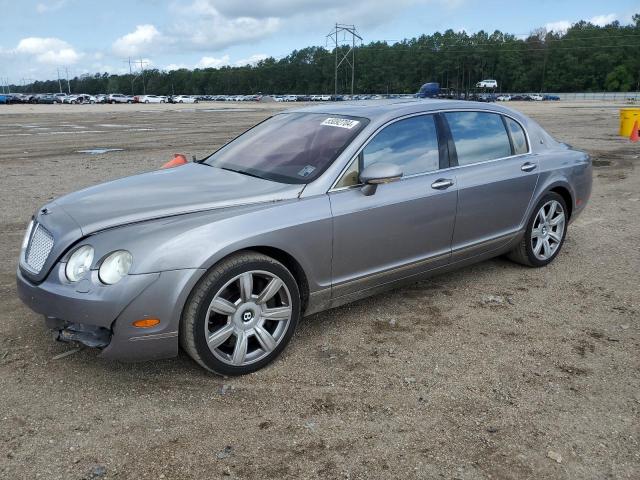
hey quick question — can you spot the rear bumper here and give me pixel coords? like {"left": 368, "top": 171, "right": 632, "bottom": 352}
{"left": 17, "top": 266, "right": 204, "bottom": 362}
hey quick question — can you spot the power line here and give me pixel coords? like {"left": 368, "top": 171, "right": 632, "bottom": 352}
{"left": 379, "top": 32, "right": 640, "bottom": 44}
{"left": 350, "top": 43, "right": 640, "bottom": 54}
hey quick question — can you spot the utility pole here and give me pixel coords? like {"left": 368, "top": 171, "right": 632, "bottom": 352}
{"left": 57, "top": 68, "right": 62, "bottom": 93}
{"left": 123, "top": 57, "right": 135, "bottom": 95}
{"left": 326, "top": 23, "right": 362, "bottom": 95}
{"left": 540, "top": 47, "right": 548, "bottom": 94}
{"left": 138, "top": 58, "right": 149, "bottom": 95}
{"left": 64, "top": 66, "right": 71, "bottom": 94}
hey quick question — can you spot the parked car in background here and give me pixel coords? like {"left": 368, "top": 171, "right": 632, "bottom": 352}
{"left": 476, "top": 79, "right": 498, "bottom": 89}
{"left": 64, "top": 94, "right": 95, "bottom": 104}
{"left": 136, "top": 95, "right": 166, "bottom": 103}
{"left": 36, "top": 94, "right": 58, "bottom": 104}
{"left": 416, "top": 82, "right": 440, "bottom": 98}
{"left": 172, "top": 95, "right": 197, "bottom": 103}
{"left": 16, "top": 99, "right": 591, "bottom": 375}
{"left": 543, "top": 94, "right": 560, "bottom": 101}
{"left": 108, "top": 94, "right": 131, "bottom": 104}
{"left": 497, "top": 95, "right": 512, "bottom": 101}
{"left": 9, "top": 93, "right": 32, "bottom": 103}
{"left": 530, "top": 94, "right": 544, "bottom": 101}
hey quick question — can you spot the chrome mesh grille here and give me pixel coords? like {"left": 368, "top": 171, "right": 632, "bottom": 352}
{"left": 25, "top": 223, "right": 54, "bottom": 273}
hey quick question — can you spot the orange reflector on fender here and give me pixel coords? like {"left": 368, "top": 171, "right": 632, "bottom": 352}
{"left": 132, "top": 318, "right": 160, "bottom": 328}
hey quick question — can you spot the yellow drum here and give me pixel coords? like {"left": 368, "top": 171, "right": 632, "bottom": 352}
{"left": 620, "top": 108, "right": 640, "bottom": 137}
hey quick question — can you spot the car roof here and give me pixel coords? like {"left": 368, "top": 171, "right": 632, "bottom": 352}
{"left": 288, "top": 98, "right": 522, "bottom": 124}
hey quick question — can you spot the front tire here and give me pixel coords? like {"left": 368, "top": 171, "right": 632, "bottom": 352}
{"left": 507, "top": 192, "right": 568, "bottom": 267}
{"left": 180, "top": 252, "right": 301, "bottom": 375}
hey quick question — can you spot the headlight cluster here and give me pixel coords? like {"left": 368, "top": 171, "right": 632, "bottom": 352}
{"left": 65, "top": 246, "right": 132, "bottom": 285}
{"left": 65, "top": 245, "right": 94, "bottom": 282}
{"left": 99, "top": 250, "right": 133, "bottom": 285}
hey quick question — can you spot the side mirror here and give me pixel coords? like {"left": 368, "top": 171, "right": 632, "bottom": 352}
{"left": 359, "top": 163, "right": 402, "bottom": 196}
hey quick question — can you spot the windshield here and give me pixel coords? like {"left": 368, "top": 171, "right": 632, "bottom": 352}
{"left": 204, "top": 112, "right": 369, "bottom": 184}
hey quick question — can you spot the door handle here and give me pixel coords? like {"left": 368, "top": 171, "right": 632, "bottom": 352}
{"left": 431, "top": 178, "right": 454, "bottom": 190}
{"left": 521, "top": 162, "right": 537, "bottom": 172}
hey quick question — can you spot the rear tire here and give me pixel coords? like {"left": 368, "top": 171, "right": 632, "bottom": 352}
{"left": 507, "top": 192, "right": 568, "bottom": 267}
{"left": 180, "top": 251, "right": 301, "bottom": 375}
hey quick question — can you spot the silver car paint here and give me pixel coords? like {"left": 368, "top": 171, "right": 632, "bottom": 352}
{"left": 16, "top": 100, "right": 592, "bottom": 362}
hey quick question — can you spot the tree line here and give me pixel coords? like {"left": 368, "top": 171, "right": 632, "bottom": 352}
{"left": 10, "top": 14, "right": 640, "bottom": 96}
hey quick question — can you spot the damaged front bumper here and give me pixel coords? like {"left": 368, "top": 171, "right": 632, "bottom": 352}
{"left": 17, "top": 265, "right": 204, "bottom": 362}
{"left": 46, "top": 317, "right": 111, "bottom": 348}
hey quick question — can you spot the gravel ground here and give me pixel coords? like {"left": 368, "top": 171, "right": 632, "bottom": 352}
{"left": 0, "top": 101, "right": 638, "bottom": 480}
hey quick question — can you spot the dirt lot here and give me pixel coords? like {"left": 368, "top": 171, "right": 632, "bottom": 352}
{"left": 0, "top": 101, "right": 638, "bottom": 480}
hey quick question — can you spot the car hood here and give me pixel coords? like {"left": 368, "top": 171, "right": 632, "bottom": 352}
{"left": 51, "top": 163, "right": 304, "bottom": 234}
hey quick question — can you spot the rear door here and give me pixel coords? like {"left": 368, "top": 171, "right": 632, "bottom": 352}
{"left": 443, "top": 111, "right": 539, "bottom": 261}
{"left": 329, "top": 114, "right": 457, "bottom": 297}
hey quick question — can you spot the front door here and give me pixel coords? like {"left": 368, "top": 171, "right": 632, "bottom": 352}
{"left": 329, "top": 114, "right": 457, "bottom": 298}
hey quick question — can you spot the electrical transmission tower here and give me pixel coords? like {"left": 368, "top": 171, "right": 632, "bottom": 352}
{"left": 326, "top": 23, "right": 362, "bottom": 95}
{"left": 122, "top": 57, "right": 149, "bottom": 95}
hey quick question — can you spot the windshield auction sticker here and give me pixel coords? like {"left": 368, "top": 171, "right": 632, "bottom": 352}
{"left": 321, "top": 117, "right": 360, "bottom": 129}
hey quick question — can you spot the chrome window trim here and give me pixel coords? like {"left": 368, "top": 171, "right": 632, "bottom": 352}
{"left": 328, "top": 108, "right": 532, "bottom": 193}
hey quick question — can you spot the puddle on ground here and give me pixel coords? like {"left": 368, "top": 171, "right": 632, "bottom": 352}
{"left": 77, "top": 148, "right": 124, "bottom": 155}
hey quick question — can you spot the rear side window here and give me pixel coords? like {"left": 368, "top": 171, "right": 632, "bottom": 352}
{"left": 445, "top": 112, "right": 512, "bottom": 166}
{"left": 362, "top": 115, "right": 440, "bottom": 176}
{"left": 504, "top": 117, "right": 528, "bottom": 155}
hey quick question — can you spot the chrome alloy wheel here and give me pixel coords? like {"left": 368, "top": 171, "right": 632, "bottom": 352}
{"left": 531, "top": 199, "right": 565, "bottom": 261}
{"left": 205, "top": 270, "right": 292, "bottom": 366}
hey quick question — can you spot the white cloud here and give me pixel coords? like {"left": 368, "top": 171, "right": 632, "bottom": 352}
{"left": 196, "top": 55, "right": 230, "bottom": 68}
{"left": 545, "top": 20, "right": 571, "bottom": 33}
{"left": 203, "top": 0, "right": 462, "bottom": 28}
{"left": 112, "top": 24, "right": 162, "bottom": 56}
{"left": 234, "top": 54, "right": 268, "bottom": 66}
{"left": 589, "top": 13, "right": 617, "bottom": 26}
{"left": 544, "top": 13, "right": 618, "bottom": 33}
{"left": 36, "top": 0, "right": 67, "bottom": 14}
{"left": 15, "top": 37, "right": 80, "bottom": 64}
{"left": 168, "top": 4, "right": 280, "bottom": 52}
{"left": 165, "top": 63, "right": 189, "bottom": 71}
{"left": 113, "top": 7, "right": 280, "bottom": 57}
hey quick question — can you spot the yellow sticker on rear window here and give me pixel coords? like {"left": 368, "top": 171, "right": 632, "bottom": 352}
{"left": 321, "top": 118, "right": 360, "bottom": 129}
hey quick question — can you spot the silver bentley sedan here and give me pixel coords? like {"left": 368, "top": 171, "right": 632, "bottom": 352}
{"left": 17, "top": 100, "right": 592, "bottom": 375}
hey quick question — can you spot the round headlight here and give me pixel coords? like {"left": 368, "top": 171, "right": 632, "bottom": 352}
{"left": 99, "top": 250, "right": 133, "bottom": 285}
{"left": 65, "top": 245, "right": 94, "bottom": 282}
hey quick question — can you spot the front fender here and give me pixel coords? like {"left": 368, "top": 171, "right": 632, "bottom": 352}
{"left": 84, "top": 195, "right": 333, "bottom": 292}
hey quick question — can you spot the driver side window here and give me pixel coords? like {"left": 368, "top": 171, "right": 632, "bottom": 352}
{"left": 334, "top": 114, "right": 440, "bottom": 188}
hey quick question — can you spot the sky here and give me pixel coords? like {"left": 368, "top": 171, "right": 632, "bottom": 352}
{"left": 0, "top": 0, "right": 637, "bottom": 84}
